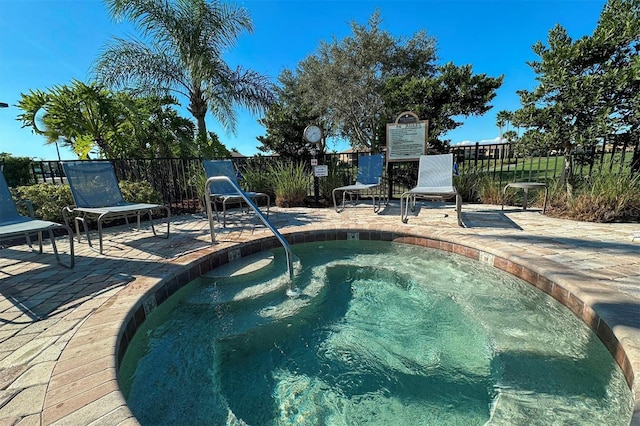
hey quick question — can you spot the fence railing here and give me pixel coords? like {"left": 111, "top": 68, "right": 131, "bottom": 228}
{"left": 25, "top": 140, "right": 639, "bottom": 215}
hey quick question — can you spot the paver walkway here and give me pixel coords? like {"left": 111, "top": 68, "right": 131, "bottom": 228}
{"left": 1, "top": 202, "right": 639, "bottom": 425}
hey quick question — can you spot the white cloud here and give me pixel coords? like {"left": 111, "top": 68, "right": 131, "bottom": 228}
{"left": 453, "top": 137, "right": 506, "bottom": 146}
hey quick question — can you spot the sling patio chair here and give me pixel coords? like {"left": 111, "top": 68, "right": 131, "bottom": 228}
{"left": 61, "top": 161, "right": 170, "bottom": 254}
{"left": 203, "top": 159, "right": 270, "bottom": 227}
{"left": 332, "top": 153, "right": 386, "bottom": 213}
{"left": 400, "top": 153, "right": 464, "bottom": 227}
{"left": 0, "top": 171, "right": 74, "bottom": 268}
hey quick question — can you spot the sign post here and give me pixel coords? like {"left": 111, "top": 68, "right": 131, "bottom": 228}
{"left": 386, "top": 111, "right": 428, "bottom": 162}
{"left": 385, "top": 112, "right": 428, "bottom": 200}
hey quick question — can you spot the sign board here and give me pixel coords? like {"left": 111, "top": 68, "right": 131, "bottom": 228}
{"left": 386, "top": 111, "right": 428, "bottom": 162}
{"left": 311, "top": 158, "right": 318, "bottom": 166}
{"left": 313, "top": 165, "right": 328, "bottom": 177}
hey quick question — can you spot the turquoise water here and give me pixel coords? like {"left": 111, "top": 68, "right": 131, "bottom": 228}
{"left": 119, "top": 240, "right": 633, "bottom": 425}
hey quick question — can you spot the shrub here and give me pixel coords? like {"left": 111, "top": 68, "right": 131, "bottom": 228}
{"left": 267, "top": 161, "right": 310, "bottom": 207}
{"left": 119, "top": 180, "right": 163, "bottom": 204}
{"left": 14, "top": 180, "right": 162, "bottom": 224}
{"left": 185, "top": 164, "right": 207, "bottom": 209}
{"left": 541, "top": 178, "right": 569, "bottom": 215}
{"left": 477, "top": 179, "right": 504, "bottom": 205}
{"left": 2, "top": 155, "right": 34, "bottom": 186}
{"left": 15, "top": 183, "right": 74, "bottom": 223}
{"left": 318, "top": 159, "right": 351, "bottom": 202}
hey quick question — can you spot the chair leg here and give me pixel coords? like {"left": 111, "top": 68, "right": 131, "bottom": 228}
{"left": 212, "top": 200, "right": 221, "bottom": 222}
{"left": 332, "top": 188, "right": 341, "bottom": 213}
{"left": 36, "top": 231, "right": 44, "bottom": 253}
{"left": 98, "top": 217, "right": 105, "bottom": 254}
{"left": 49, "top": 226, "right": 75, "bottom": 268}
{"left": 147, "top": 210, "right": 157, "bottom": 236}
{"left": 23, "top": 232, "right": 33, "bottom": 250}
{"left": 163, "top": 206, "right": 171, "bottom": 237}
{"left": 222, "top": 199, "right": 228, "bottom": 227}
{"left": 75, "top": 216, "right": 91, "bottom": 246}
{"left": 148, "top": 206, "right": 171, "bottom": 238}
{"left": 400, "top": 192, "right": 410, "bottom": 223}
{"left": 456, "top": 193, "right": 464, "bottom": 227}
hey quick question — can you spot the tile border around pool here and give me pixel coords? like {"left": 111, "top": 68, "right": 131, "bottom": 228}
{"left": 42, "top": 227, "right": 639, "bottom": 425}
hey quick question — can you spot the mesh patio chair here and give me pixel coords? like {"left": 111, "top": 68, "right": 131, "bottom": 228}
{"left": 203, "top": 160, "right": 270, "bottom": 227}
{"left": 400, "top": 154, "right": 464, "bottom": 227}
{"left": 61, "top": 161, "right": 170, "bottom": 254}
{"left": 332, "top": 154, "right": 386, "bottom": 213}
{"left": 0, "top": 171, "right": 74, "bottom": 267}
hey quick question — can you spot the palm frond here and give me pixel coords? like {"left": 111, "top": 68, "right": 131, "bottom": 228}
{"left": 94, "top": 37, "right": 188, "bottom": 96}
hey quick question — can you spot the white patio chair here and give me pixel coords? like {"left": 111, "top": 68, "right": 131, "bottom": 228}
{"left": 400, "top": 154, "right": 464, "bottom": 227}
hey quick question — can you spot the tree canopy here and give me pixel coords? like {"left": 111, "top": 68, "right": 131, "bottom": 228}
{"left": 16, "top": 80, "right": 197, "bottom": 159}
{"left": 260, "top": 10, "right": 502, "bottom": 155}
{"left": 94, "top": 0, "right": 275, "bottom": 139}
{"left": 511, "top": 0, "right": 639, "bottom": 193}
{"left": 256, "top": 69, "right": 322, "bottom": 160}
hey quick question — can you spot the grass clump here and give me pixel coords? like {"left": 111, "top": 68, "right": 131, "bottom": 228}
{"left": 267, "top": 161, "right": 311, "bottom": 207}
{"left": 568, "top": 172, "right": 640, "bottom": 222}
{"left": 454, "top": 168, "right": 504, "bottom": 204}
{"left": 239, "top": 158, "right": 277, "bottom": 199}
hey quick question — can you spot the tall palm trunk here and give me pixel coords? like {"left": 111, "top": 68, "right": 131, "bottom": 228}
{"left": 189, "top": 90, "right": 208, "bottom": 137}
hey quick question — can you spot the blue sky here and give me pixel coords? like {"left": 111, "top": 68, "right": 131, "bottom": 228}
{"left": 0, "top": 0, "right": 607, "bottom": 160}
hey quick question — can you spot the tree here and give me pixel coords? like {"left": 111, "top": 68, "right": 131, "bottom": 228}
{"left": 17, "top": 80, "right": 197, "bottom": 159}
{"left": 256, "top": 69, "right": 322, "bottom": 159}
{"left": 512, "top": 0, "right": 639, "bottom": 196}
{"left": 496, "top": 110, "right": 513, "bottom": 141}
{"left": 383, "top": 63, "right": 503, "bottom": 152}
{"left": 293, "top": 10, "right": 502, "bottom": 153}
{"left": 112, "top": 93, "right": 197, "bottom": 158}
{"left": 95, "top": 0, "right": 275, "bottom": 139}
{"left": 17, "top": 80, "right": 123, "bottom": 159}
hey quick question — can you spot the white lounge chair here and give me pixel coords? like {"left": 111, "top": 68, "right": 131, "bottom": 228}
{"left": 332, "top": 154, "right": 386, "bottom": 213}
{"left": 203, "top": 160, "right": 270, "bottom": 227}
{"left": 61, "top": 161, "right": 170, "bottom": 254}
{"left": 0, "top": 171, "right": 74, "bottom": 267}
{"left": 400, "top": 153, "right": 464, "bottom": 227}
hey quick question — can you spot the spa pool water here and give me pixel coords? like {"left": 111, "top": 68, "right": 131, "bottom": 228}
{"left": 119, "top": 240, "right": 633, "bottom": 425}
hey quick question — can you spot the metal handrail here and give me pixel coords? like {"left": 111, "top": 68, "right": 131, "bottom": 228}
{"left": 205, "top": 176, "right": 294, "bottom": 281}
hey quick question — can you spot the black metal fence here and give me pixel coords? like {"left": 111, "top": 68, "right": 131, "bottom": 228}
{"left": 26, "top": 140, "right": 639, "bottom": 215}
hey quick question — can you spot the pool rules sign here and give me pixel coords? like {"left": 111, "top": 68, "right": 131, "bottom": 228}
{"left": 386, "top": 111, "right": 428, "bottom": 162}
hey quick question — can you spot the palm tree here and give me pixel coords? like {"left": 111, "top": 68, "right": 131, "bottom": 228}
{"left": 496, "top": 110, "right": 512, "bottom": 142}
{"left": 94, "top": 0, "right": 274, "bottom": 138}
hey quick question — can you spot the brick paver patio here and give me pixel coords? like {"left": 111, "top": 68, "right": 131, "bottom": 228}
{"left": 1, "top": 202, "right": 638, "bottom": 425}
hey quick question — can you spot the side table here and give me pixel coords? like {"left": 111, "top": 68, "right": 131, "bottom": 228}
{"left": 502, "top": 182, "right": 548, "bottom": 213}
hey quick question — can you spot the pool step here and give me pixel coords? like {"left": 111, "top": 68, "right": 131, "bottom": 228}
{"left": 204, "top": 250, "right": 275, "bottom": 279}
{"left": 208, "top": 264, "right": 333, "bottom": 340}
{"left": 188, "top": 256, "right": 359, "bottom": 342}
{"left": 187, "top": 251, "right": 300, "bottom": 306}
